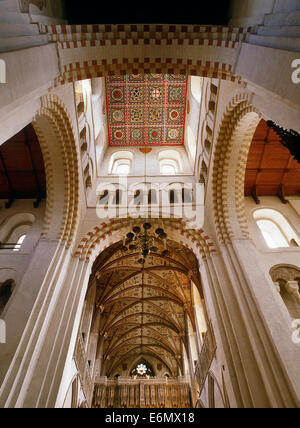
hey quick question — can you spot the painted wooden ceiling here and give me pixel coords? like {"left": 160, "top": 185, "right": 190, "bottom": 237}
{"left": 0, "top": 124, "right": 46, "bottom": 206}
{"left": 105, "top": 74, "right": 188, "bottom": 147}
{"left": 244, "top": 119, "right": 300, "bottom": 201}
{"left": 92, "top": 236, "right": 201, "bottom": 377}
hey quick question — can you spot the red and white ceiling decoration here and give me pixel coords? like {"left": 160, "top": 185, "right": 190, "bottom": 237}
{"left": 105, "top": 74, "right": 188, "bottom": 147}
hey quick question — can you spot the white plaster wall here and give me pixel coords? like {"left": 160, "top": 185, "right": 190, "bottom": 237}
{"left": 185, "top": 76, "right": 204, "bottom": 171}
{"left": 235, "top": 44, "right": 300, "bottom": 115}
{"left": 229, "top": 0, "right": 275, "bottom": 27}
{"left": 0, "top": 44, "right": 60, "bottom": 145}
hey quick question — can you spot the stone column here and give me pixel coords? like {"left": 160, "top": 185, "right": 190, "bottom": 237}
{"left": 0, "top": 238, "right": 61, "bottom": 388}
{"left": 0, "top": 250, "right": 92, "bottom": 408}
{"left": 273, "top": 282, "right": 281, "bottom": 294}
{"left": 230, "top": 238, "right": 300, "bottom": 407}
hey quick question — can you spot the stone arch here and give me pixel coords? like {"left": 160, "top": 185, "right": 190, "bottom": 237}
{"left": 0, "top": 269, "right": 17, "bottom": 316}
{"left": 211, "top": 94, "right": 261, "bottom": 244}
{"left": 40, "top": 25, "right": 252, "bottom": 86}
{"left": 0, "top": 213, "right": 35, "bottom": 245}
{"left": 270, "top": 264, "right": 300, "bottom": 283}
{"left": 32, "top": 95, "right": 80, "bottom": 248}
{"left": 74, "top": 218, "right": 217, "bottom": 265}
{"left": 270, "top": 264, "right": 300, "bottom": 319}
{"left": 0, "top": 279, "right": 16, "bottom": 317}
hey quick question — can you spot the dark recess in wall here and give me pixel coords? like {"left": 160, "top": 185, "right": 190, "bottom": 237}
{"left": 65, "top": 0, "right": 231, "bottom": 25}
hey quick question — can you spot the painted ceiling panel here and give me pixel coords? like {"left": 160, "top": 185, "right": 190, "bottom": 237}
{"left": 105, "top": 74, "right": 188, "bottom": 147}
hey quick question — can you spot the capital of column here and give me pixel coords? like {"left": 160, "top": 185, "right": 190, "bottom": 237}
{"left": 286, "top": 281, "right": 300, "bottom": 304}
{"left": 273, "top": 282, "right": 281, "bottom": 294}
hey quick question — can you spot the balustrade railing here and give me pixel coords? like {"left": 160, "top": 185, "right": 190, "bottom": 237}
{"left": 93, "top": 377, "right": 191, "bottom": 408}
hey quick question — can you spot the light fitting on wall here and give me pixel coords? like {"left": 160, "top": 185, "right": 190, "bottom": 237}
{"left": 267, "top": 121, "right": 300, "bottom": 164}
{"left": 121, "top": 222, "right": 169, "bottom": 265}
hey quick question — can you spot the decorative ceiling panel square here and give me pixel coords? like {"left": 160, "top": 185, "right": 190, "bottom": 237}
{"left": 105, "top": 74, "right": 188, "bottom": 147}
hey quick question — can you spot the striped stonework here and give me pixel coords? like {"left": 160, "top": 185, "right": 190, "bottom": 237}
{"left": 40, "top": 24, "right": 252, "bottom": 41}
{"left": 74, "top": 218, "right": 217, "bottom": 263}
{"left": 38, "top": 24, "right": 252, "bottom": 87}
{"left": 211, "top": 95, "right": 261, "bottom": 244}
{"left": 33, "top": 95, "right": 80, "bottom": 248}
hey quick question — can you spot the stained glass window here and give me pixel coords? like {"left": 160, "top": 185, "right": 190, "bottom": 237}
{"left": 130, "top": 361, "right": 154, "bottom": 378}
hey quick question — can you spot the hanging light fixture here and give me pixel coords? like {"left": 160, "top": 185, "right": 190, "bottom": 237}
{"left": 121, "top": 222, "right": 170, "bottom": 264}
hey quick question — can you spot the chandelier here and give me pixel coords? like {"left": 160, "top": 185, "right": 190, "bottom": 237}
{"left": 121, "top": 222, "right": 169, "bottom": 265}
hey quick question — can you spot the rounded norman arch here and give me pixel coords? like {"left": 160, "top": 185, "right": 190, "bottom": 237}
{"left": 45, "top": 25, "right": 252, "bottom": 86}
{"left": 75, "top": 218, "right": 217, "bottom": 266}
{"left": 0, "top": 213, "right": 35, "bottom": 244}
{"left": 270, "top": 264, "right": 300, "bottom": 283}
{"left": 210, "top": 94, "right": 262, "bottom": 244}
{"left": 32, "top": 94, "right": 80, "bottom": 248}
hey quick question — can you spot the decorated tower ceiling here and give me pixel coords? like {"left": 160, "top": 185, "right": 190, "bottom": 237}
{"left": 105, "top": 74, "right": 188, "bottom": 147}
{"left": 92, "top": 236, "right": 201, "bottom": 377}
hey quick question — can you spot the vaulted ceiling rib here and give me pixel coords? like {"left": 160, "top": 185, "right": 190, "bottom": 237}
{"left": 92, "top": 237, "right": 201, "bottom": 377}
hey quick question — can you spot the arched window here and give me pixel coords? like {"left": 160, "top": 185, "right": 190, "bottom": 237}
{"left": 130, "top": 361, "right": 154, "bottom": 379}
{"left": 254, "top": 209, "right": 300, "bottom": 249}
{"left": 182, "top": 187, "right": 193, "bottom": 203}
{"left": 134, "top": 189, "right": 143, "bottom": 206}
{"left": 0, "top": 213, "right": 35, "bottom": 252}
{"left": 109, "top": 151, "right": 133, "bottom": 175}
{"left": 270, "top": 265, "right": 300, "bottom": 319}
{"left": 112, "top": 189, "right": 122, "bottom": 205}
{"left": 114, "top": 163, "right": 130, "bottom": 175}
{"left": 161, "top": 162, "right": 177, "bottom": 175}
{"left": 0, "top": 279, "right": 15, "bottom": 316}
{"left": 159, "top": 150, "right": 182, "bottom": 175}
{"left": 256, "top": 220, "right": 289, "bottom": 249}
{"left": 148, "top": 189, "right": 158, "bottom": 205}
{"left": 98, "top": 190, "right": 109, "bottom": 206}
{"left": 13, "top": 235, "right": 26, "bottom": 252}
